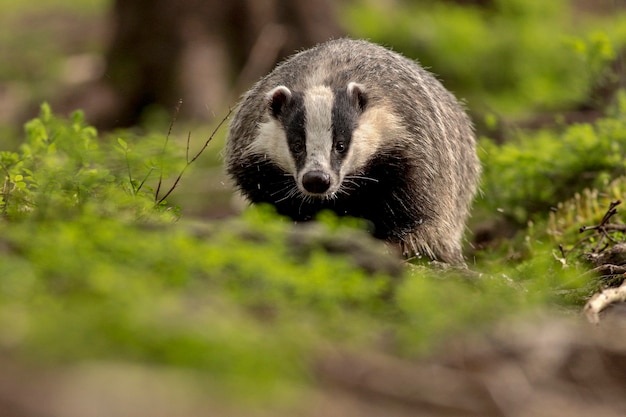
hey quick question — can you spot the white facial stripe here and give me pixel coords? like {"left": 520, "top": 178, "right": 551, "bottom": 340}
{"left": 303, "top": 86, "right": 334, "bottom": 171}
{"left": 343, "top": 105, "right": 403, "bottom": 176}
{"left": 248, "top": 119, "right": 296, "bottom": 174}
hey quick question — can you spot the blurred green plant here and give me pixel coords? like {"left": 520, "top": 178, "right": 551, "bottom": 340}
{"left": 477, "top": 91, "right": 626, "bottom": 225}
{"left": 342, "top": 0, "right": 626, "bottom": 118}
{"left": 0, "top": 103, "right": 180, "bottom": 221}
{"left": 566, "top": 31, "right": 616, "bottom": 98}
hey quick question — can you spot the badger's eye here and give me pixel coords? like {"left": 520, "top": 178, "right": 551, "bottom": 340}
{"left": 335, "top": 141, "right": 346, "bottom": 153}
{"left": 291, "top": 141, "right": 305, "bottom": 155}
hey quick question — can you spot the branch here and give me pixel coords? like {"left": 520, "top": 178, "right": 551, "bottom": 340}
{"left": 579, "top": 200, "right": 622, "bottom": 233}
{"left": 580, "top": 223, "right": 626, "bottom": 233}
{"left": 584, "top": 279, "right": 626, "bottom": 324}
{"left": 156, "top": 107, "right": 233, "bottom": 206}
{"left": 155, "top": 99, "right": 183, "bottom": 203}
{"left": 584, "top": 264, "right": 626, "bottom": 277}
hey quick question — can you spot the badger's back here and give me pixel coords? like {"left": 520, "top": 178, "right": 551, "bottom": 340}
{"left": 226, "top": 39, "right": 480, "bottom": 264}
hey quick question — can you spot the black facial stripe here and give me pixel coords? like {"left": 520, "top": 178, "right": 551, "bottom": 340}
{"left": 229, "top": 150, "right": 431, "bottom": 240}
{"left": 277, "top": 92, "right": 307, "bottom": 171}
{"left": 331, "top": 87, "right": 360, "bottom": 172}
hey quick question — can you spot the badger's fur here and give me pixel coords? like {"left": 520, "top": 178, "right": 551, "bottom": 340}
{"left": 225, "top": 39, "right": 480, "bottom": 265}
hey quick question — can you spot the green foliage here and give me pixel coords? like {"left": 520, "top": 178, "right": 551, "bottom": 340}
{"left": 472, "top": 95, "right": 626, "bottom": 298}
{"left": 546, "top": 181, "right": 626, "bottom": 289}
{"left": 0, "top": 104, "right": 180, "bottom": 221}
{"left": 567, "top": 31, "right": 616, "bottom": 85}
{"left": 342, "top": 0, "right": 626, "bottom": 117}
{"left": 477, "top": 101, "right": 626, "bottom": 224}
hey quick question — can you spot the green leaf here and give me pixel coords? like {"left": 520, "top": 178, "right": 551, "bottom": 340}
{"left": 117, "top": 137, "right": 129, "bottom": 151}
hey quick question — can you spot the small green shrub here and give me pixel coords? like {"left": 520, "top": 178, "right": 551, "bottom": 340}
{"left": 477, "top": 95, "right": 626, "bottom": 225}
{"left": 0, "top": 103, "right": 176, "bottom": 221}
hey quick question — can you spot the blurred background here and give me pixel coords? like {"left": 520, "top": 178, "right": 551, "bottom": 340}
{"left": 1, "top": 0, "right": 625, "bottom": 130}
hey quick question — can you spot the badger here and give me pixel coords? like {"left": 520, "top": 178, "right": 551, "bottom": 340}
{"left": 225, "top": 38, "right": 480, "bottom": 265}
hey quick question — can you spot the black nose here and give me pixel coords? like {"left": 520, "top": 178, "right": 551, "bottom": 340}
{"left": 302, "top": 170, "right": 331, "bottom": 194}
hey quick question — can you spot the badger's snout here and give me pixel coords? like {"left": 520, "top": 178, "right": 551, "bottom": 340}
{"left": 301, "top": 170, "right": 331, "bottom": 194}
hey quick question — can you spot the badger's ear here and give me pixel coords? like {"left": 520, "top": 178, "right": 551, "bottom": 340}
{"left": 266, "top": 86, "right": 292, "bottom": 118}
{"left": 347, "top": 82, "right": 367, "bottom": 112}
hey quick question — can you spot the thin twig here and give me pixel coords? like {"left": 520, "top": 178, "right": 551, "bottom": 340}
{"left": 580, "top": 223, "right": 626, "bottom": 233}
{"left": 579, "top": 200, "right": 622, "bottom": 233}
{"left": 155, "top": 99, "right": 183, "bottom": 203}
{"left": 558, "top": 233, "right": 599, "bottom": 259}
{"left": 135, "top": 167, "right": 156, "bottom": 194}
{"left": 155, "top": 134, "right": 192, "bottom": 207}
{"left": 156, "top": 107, "right": 233, "bottom": 206}
{"left": 576, "top": 200, "right": 624, "bottom": 252}
{"left": 185, "top": 130, "right": 191, "bottom": 163}
{"left": 559, "top": 201, "right": 624, "bottom": 261}
{"left": 188, "top": 106, "right": 233, "bottom": 165}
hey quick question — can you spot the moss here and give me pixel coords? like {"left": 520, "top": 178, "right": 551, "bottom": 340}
{"left": 476, "top": 98, "right": 626, "bottom": 225}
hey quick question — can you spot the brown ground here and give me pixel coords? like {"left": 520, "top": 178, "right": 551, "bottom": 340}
{"left": 1, "top": 312, "right": 625, "bottom": 417}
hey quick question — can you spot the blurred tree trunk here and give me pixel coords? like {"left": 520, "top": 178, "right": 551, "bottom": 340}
{"left": 71, "top": 0, "right": 344, "bottom": 129}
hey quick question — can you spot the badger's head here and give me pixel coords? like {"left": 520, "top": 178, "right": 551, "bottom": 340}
{"left": 251, "top": 82, "right": 375, "bottom": 200}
